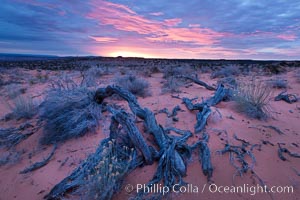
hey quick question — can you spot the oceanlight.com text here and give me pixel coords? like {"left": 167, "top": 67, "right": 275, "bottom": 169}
{"left": 125, "top": 183, "right": 294, "bottom": 196}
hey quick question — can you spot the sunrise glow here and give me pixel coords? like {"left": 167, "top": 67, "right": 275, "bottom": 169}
{"left": 108, "top": 51, "right": 155, "bottom": 58}
{"left": 1, "top": 0, "right": 300, "bottom": 59}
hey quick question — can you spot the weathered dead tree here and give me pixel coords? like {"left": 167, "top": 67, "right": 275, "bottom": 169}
{"left": 176, "top": 75, "right": 216, "bottom": 91}
{"left": 275, "top": 91, "right": 298, "bottom": 104}
{"left": 44, "top": 107, "right": 149, "bottom": 199}
{"left": 95, "top": 86, "right": 192, "bottom": 184}
{"left": 183, "top": 84, "right": 229, "bottom": 133}
{"left": 277, "top": 143, "right": 300, "bottom": 161}
{"left": 45, "top": 85, "right": 198, "bottom": 199}
{"left": 191, "top": 133, "right": 213, "bottom": 181}
{"left": 195, "top": 105, "right": 212, "bottom": 133}
{"left": 20, "top": 144, "right": 57, "bottom": 174}
{"left": 108, "top": 107, "right": 153, "bottom": 165}
{"left": 183, "top": 84, "right": 229, "bottom": 110}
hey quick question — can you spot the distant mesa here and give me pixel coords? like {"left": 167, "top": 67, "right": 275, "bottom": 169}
{"left": 0, "top": 53, "right": 59, "bottom": 61}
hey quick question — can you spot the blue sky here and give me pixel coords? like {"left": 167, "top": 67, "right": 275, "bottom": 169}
{"left": 1, "top": 0, "right": 300, "bottom": 59}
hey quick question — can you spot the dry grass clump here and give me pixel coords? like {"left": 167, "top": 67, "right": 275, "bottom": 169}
{"left": 39, "top": 81, "right": 102, "bottom": 145}
{"left": 8, "top": 95, "right": 38, "bottom": 120}
{"left": 4, "top": 84, "right": 27, "bottom": 99}
{"left": 81, "top": 139, "right": 134, "bottom": 200}
{"left": 115, "top": 74, "right": 151, "bottom": 97}
{"left": 233, "top": 80, "right": 272, "bottom": 120}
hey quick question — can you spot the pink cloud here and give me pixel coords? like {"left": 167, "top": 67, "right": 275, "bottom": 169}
{"left": 164, "top": 18, "right": 182, "bottom": 27}
{"left": 276, "top": 34, "right": 297, "bottom": 41}
{"left": 235, "top": 30, "right": 297, "bottom": 41}
{"left": 87, "top": 0, "right": 225, "bottom": 46}
{"left": 89, "top": 36, "right": 118, "bottom": 43}
{"left": 149, "top": 12, "right": 164, "bottom": 16}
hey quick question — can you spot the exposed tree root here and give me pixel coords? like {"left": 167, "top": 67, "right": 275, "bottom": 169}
{"left": 277, "top": 143, "right": 300, "bottom": 161}
{"left": 261, "top": 140, "right": 275, "bottom": 146}
{"left": 261, "top": 125, "right": 285, "bottom": 135}
{"left": 20, "top": 144, "right": 57, "bottom": 174}
{"left": 158, "top": 105, "right": 182, "bottom": 118}
{"left": 218, "top": 134, "right": 256, "bottom": 177}
{"left": 275, "top": 91, "right": 298, "bottom": 104}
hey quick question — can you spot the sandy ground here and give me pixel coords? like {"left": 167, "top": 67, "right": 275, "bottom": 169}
{"left": 0, "top": 68, "right": 299, "bottom": 200}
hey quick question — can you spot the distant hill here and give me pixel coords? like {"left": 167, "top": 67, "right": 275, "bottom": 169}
{"left": 0, "top": 53, "right": 59, "bottom": 61}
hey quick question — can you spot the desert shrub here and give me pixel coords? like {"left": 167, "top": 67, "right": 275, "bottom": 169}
{"left": 39, "top": 86, "right": 102, "bottom": 145}
{"left": 81, "top": 139, "right": 133, "bottom": 200}
{"left": 161, "top": 66, "right": 193, "bottom": 93}
{"left": 161, "top": 76, "right": 182, "bottom": 93}
{"left": 81, "top": 66, "right": 108, "bottom": 87}
{"left": 233, "top": 80, "right": 272, "bottom": 120}
{"left": 140, "top": 66, "right": 161, "bottom": 77}
{"left": 199, "top": 66, "right": 212, "bottom": 73}
{"left": 8, "top": 95, "right": 38, "bottom": 120}
{"left": 211, "top": 65, "right": 240, "bottom": 79}
{"left": 162, "top": 66, "right": 186, "bottom": 79}
{"left": 295, "top": 69, "right": 300, "bottom": 83}
{"left": 115, "top": 75, "right": 151, "bottom": 97}
{"left": 266, "top": 78, "right": 288, "bottom": 89}
{"left": 0, "top": 150, "right": 22, "bottom": 166}
{"left": 264, "top": 63, "right": 287, "bottom": 74}
{"left": 35, "top": 71, "right": 49, "bottom": 83}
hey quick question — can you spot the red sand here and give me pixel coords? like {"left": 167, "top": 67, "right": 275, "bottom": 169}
{"left": 0, "top": 69, "right": 299, "bottom": 200}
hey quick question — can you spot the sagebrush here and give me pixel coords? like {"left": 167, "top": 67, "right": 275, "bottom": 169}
{"left": 115, "top": 75, "right": 150, "bottom": 97}
{"left": 39, "top": 86, "right": 102, "bottom": 145}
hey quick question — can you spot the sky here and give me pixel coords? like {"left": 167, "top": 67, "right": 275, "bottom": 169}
{"left": 0, "top": 0, "right": 300, "bottom": 59}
